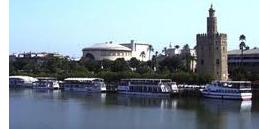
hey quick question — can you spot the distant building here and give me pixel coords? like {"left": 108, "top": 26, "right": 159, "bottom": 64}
{"left": 165, "top": 47, "right": 181, "bottom": 57}
{"left": 196, "top": 5, "right": 228, "bottom": 80}
{"left": 9, "top": 52, "right": 68, "bottom": 65}
{"left": 228, "top": 48, "right": 259, "bottom": 73}
{"left": 11, "top": 52, "right": 65, "bottom": 59}
{"left": 82, "top": 40, "right": 152, "bottom": 61}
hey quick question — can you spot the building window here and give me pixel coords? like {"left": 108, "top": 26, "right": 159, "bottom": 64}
{"left": 201, "top": 59, "right": 204, "bottom": 65}
{"left": 216, "top": 59, "right": 219, "bottom": 65}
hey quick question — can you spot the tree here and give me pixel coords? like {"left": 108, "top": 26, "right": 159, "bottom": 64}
{"left": 155, "top": 51, "right": 158, "bottom": 57}
{"left": 136, "top": 64, "right": 153, "bottom": 74}
{"left": 139, "top": 51, "right": 146, "bottom": 61}
{"left": 175, "top": 45, "right": 180, "bottom": 49}
{"left": 182, "top": 44, "right": 192, "bottom": 72}
{"left": 111, "top": 58, "right": 129, "bottom": 72}
{"left": 183, "top": 44, "right": 190, "bottom": 50}
{"left": 162, "top": 47, "right": 167, "bottom": 56}
{"left": 152, "top": 51, "right": 159, "bottom": 71}
{"left": 101, "top": 59, "right": 113, "bottom": 70}
{"left": 148, "top": 45, "right": 154, "bottom": 60}
{"left": 239, "top": 34, "right": 249, "bottom": 69}
{"left": 129, "top": 57, "right": 140, "bottom": 71}
{"left": 159, "top": 56, "right": 183, "bottom": 72}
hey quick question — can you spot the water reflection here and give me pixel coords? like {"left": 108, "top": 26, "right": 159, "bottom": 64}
{"left": 201, "top": 99, "right": 252, "bottom": 113}
{"left": 115, "top": 95, "right": 177, "bottom": 109}
{"left": 10, "top": 89, "right": 259, "bottom": 129}
{"left": 10, "top": 89, "right": 257, "bottom": 112}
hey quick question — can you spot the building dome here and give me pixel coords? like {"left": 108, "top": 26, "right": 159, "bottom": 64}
{"left": 83, "top": 43, "right": 131, "bottom": 51}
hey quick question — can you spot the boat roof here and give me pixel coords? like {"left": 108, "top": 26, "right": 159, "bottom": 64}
{"left": 64, "top": 78, "right": 104, "bottom": 81}
{"left": 121, "top": 78, "right": 172, "bottom": 81}
{"left": 9, "top": 76, "right": 38, "bottom": 81}
{"left": 214, "top": 80, "right": 251, "bottom": 83}
{"left": 36, "top": 77, "right": 57, "bottom": 80}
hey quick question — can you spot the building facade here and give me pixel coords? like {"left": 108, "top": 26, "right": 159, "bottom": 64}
{"left": 120, "top": 40, "right": 151, "bottom": 61}
{"left": 82, "top": 40, "right": 152, "bottom": 61}
{"left": 196, "top": 5, "right": 228, "bottom": 80}
{"left": 228, "top": 48, "right": 259, "bottom": 74}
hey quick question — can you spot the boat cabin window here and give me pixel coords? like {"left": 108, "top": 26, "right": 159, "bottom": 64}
{"left": 121, "top": 79, "right": 173, "bottom": 86}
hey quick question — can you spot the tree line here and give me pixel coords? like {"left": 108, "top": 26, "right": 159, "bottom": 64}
{"left": 9, "top": 55, "right": 213, "bottom": 85}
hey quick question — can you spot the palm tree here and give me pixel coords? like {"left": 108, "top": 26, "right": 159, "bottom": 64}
{"left": 162, "top": 47, "right": 167, "bottom": 56}
{"left": 182, "top": 44, "right": 191, "bottom": 72}
{"left": 155, "top": 51, "right": 158, "bottom": 57}
{"left": 140, "top": 51, "right": 146, "bottom": 62}
{"left": 174, "top": 45, "right": 180, "bottom": 49}
{"left": 239, "top": 34, "right": 249, "bottom": 68}
{"left": 183, "top": 44, "right": 190, "bottom": 51}
{"left": 154, "top": 51, "right": 159, "bottom": 71}
{"left": 148, "top": 45, "right": 154, "bottom": 60}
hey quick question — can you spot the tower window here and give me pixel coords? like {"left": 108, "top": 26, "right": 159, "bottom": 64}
{"left": 201, "top": 59, "right": 204, "bottom": 65}
{"left": 216, "top": 59, "right": 219, "bottom": 65}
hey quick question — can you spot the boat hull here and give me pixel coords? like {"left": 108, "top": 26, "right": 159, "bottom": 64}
{"left": 118, "top": 91, "right": 171, "bottom": 97}
{"left": 64, "top": 87, "right": 106, "bottom": 93}
{"left": 202, "top": 92, "right": 252, "bottom": 100}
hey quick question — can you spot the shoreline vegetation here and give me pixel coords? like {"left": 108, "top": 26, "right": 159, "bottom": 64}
{"left": 9, "top": 55, "right": 212, "bottom": 85}
{"left": 9, "top": 54, "right": 258, "bottom": 84}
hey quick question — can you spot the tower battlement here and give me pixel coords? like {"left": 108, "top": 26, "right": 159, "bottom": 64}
{"left": 196, "top": 33, "right": 227, "bottom": 40}
{"left": 196, "top": 33, "right": 207, "bottom": 40}
{"left": 218, "top": 33, "right": 227, "bottom": 39}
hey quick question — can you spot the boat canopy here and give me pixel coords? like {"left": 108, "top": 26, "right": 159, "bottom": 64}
{"left": 64, "top": 78, "right": 104, "bottom": 82}
{"left": 9, "top": 76, "right": 38, "bottom": 82}
{"left": 121, "top": 78, "right": 172, "bottom": 81}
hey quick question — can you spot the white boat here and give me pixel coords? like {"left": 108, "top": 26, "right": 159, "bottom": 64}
{"left": 117, "top": 78, "right": 178, "bottom": 96}
{"left": 201, "top": 81, "right": 252, "bottom": 100}
{"left": 63, "top": 78, "right": 106, "bottom": 92}
{"left": 9, "top": 76, "right": 38, "bottom": 88}
{"left": 33, "top": 77, "right": 60, "bottom": 90}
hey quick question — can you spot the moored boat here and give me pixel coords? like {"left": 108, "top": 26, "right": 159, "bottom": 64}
{"left": 117, "top": 78, "right": 179, "bottom": 96}
{"left": 9, "top": 76, "right": 38, "bottom": 88}
{"left": 201, "top": 81, "right": 252, "bottom": 100}
{"left": 63, "top": 78, "right": 106, "bottom": 92}
{"left": 33, "top": 77, "right": 60, "bottom": 90}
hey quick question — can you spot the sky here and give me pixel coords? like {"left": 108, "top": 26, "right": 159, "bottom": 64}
{"left": 10, "top": 0, "right": 259, "bottom": 58}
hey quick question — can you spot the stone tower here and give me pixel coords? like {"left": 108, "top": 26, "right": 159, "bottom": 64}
{"left": 196, "top": 5, "right": 228, "bottom": 81}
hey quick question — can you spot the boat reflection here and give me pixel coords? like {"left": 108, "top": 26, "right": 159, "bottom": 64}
{"left": 201, "top": 98, "right": 252, "bottom": 113}
{"left": 114, "top": 94, "right": 178, "bottom": 110}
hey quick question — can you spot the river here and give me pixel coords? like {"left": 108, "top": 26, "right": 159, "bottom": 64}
{"left": 10, "top": 89, "right": 259, "bottom": 129}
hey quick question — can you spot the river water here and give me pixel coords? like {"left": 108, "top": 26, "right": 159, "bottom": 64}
{"left": 10, "top": 89, "right": 259, "bottom": 129}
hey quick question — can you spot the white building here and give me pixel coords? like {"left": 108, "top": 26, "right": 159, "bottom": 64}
{"left": 165, "top": 48, "right": 181, "bottom": 56}
{"left": 82, "top": 40, "right": 152, "bottom": 61}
